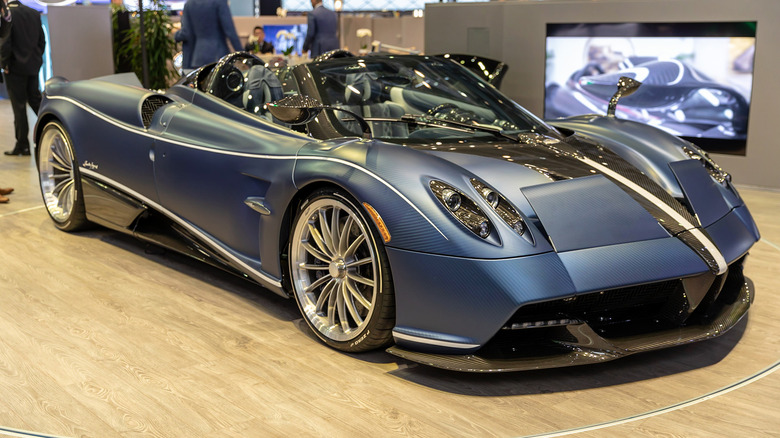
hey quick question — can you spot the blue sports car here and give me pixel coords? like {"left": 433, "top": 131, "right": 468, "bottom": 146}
{"left": 34, "top": 52, "right": 759, "bottom": 372}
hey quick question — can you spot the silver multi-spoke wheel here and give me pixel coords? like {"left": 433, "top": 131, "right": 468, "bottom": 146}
{"left": 37, "top": 121, "right": 87, "bottom": 231}
{"left": 290, "top": 190, "right": 394, "bottom": 351}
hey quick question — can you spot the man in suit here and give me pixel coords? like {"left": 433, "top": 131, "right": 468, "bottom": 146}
{"left": 177, "top": 0, "right": 242, "bottom": 71}
{"left": 245, "top": 26, "right": 274, "bottom": 54}
{"left": 0, "top": 0, "right": 14, "bottom": 201}
{"left": 0, "top": 0, "right": 45, "bottom": 156}
{"left": 302, "top": 0, "right": 339, "bottom": 58}
{"left": 0, "top": 0, "right": 9, "bottom": 37}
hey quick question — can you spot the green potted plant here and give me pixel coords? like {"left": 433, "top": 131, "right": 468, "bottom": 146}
{"left": 113, "top": 0, "right": 178, "bottom": 90}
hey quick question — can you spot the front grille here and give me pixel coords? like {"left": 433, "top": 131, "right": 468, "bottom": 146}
{"left": 507, "top": 279, "right": 683, "bottom": 338}
{"left": 687, "top": 255, "right": 747, "bottom": 324}
{"left": 479, "top": 326, "right": 577, "bottom": 359}
{"left": 478, "top": 256, "right": 750, "bottom": 360}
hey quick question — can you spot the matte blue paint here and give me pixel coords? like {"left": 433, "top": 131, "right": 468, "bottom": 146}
{"left": 34, "top": 54, "right": 761, "bottom": 363}
{"left": 670, "top": 159, "right": 731, "bottom": 228}
{"left": 552, "top": 116, "right": 692, "bottom": 198}
{"left": 558, "top": 238, "right": 710, "bottom": 293}
{"left": 705, "top": 205, "right": 761, "bottom": 264}
{"left": 386, "top": 247, "right": 573, "bottom": 350}
{"left": 521, "top": 174, "right": 668, "bottom": 252}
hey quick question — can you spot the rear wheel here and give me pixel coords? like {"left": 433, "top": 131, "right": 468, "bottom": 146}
{"left": 289, "top": 189, "right": 395, "bottom": 352}
{"left": 37, "top": 121, "right": 88, "bottom": 231}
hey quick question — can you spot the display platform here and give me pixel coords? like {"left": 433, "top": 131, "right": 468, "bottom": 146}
{"left": 1, "top": 99, "right": 779, "bottom": 437}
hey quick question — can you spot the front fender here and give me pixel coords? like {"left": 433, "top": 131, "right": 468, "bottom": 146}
{"left": 551, "top": 115, "right": 692, "bottom": 198}
{"left": 552, "top": 115, "right": 751, "bottom": 237}
{"left": 293, "top": 139, "right": 550, "bottom": 258}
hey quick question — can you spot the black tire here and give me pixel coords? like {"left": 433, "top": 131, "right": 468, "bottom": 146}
{"left": 288, "top": 188, "right": 395, "bottom": 352}
{"left": 37, "top": 120, "right": 89, "bottom": 231}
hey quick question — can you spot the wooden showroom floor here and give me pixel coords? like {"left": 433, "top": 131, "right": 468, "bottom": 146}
{"left": 1, "top": 99, "right": 779, "bottom": 438}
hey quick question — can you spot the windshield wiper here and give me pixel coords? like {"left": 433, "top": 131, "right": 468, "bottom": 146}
{"left": 358, "top": 114, "right": 522, "bottom": 142}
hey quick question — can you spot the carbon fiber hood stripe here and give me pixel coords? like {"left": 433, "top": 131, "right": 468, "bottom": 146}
{"left": 412, "top": 133, "right": 727, "bottom": 274}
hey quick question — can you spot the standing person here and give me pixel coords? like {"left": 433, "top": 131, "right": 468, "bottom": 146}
{"left": 302, "top": 0, "right": 339, "bottom": 58}
{"left": 1, "top": 1, "right": 13, "bottom": 202}
{"left": 245, "top": 26, "right": 274, "bottom": 54}
{"left": 177, "top": 0, "right": 242, "bottom": 71}
{"left": 0, "top": 187, "right": 12, "bottom": 203}
{"left": 0, "top": 0, "right": 9, "bottom": 36}
{"left": 0, "top": 0, "right": 45, "bottom": 156}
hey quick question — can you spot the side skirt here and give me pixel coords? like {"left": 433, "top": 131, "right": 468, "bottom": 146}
{"left": 81, "top": 175, "right": 288, "bottom": 297}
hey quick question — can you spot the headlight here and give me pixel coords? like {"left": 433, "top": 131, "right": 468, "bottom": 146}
{"left": 479, "top": 187, "right": 500, "bottom": 209}
{"left": 430, "top": 180, "right": 492, "bottom": 238}
{"left": 441, "top": 188, "right": 462, "bottom": 211}
{"left": 682, "top": 144, "right": 731, "bottom": 184}
{"left": 471, "top": 179, "right": 527, "bottom": 237}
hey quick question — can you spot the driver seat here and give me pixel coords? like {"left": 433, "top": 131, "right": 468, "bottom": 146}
{"left": 343, "top": 73, "right": 408, "bottom": 138}
{"left": 243, "top": 65, "right": 284, "bottom": 120}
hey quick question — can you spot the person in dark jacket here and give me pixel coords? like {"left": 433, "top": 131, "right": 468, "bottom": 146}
{"left": 245, "top": 26, "right": 274, "bottom": 54}
{"left": 1, "top": 0, "right": 45, "bottom": 156}
{"left": 1, "top": 0, "right": 14, "bottom": 201}
{"left": 302, "top": 0, "right": 339, "bottom": 58}
{"left": 0, "top": 0, "right": 9, "bottom": 36}
{"left": 176, "top": 0, "right": 242, "bottom": 71}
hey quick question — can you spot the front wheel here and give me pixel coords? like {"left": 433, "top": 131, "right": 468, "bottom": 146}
{"left": 37, "top": 121, "right": 88, "bottom": 231}
{"left": 288, "top": 189, "right": 395, "bottom": 352}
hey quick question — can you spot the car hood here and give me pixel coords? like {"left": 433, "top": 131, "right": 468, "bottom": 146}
{"left": 412, "top": 132, "right": 735, "bottom": 275}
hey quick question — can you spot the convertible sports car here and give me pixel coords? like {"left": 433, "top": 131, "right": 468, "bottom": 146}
{"left": 34, "top": 51, "right": 759, "bottom": 372}
{"left": 545, "top": 56, "right": 751, "bottom": 141}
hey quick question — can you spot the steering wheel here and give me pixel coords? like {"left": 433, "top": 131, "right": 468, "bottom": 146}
{"left": 427, "top": 103, "right": 461, "bottom": 118}
{"left": 222, "top": 66, "right": 245, "bottom": 100}
{"left": 427, "top": 103, "right": 483, "bottom": 124}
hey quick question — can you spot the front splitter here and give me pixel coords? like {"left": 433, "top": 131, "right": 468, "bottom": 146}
{"left": 386, "top": 280, "right": 752, "bottom": 373}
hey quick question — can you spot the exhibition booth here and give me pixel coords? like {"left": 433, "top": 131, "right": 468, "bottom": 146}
{"left": 1, "top": 1, "right": 779, "bottom": 437}
{"left": 426, "top": 0, "right": 780, "bottom": 190}
{"left": 15, "top": 0, "right": 778, "bottom": 190}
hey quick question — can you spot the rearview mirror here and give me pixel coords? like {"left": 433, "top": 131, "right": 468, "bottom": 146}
{"left": 607, "top": 76, "right": 642, "bottom": 118}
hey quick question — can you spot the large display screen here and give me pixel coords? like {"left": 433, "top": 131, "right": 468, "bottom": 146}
{"left": 544, "top": 22, "right": 756, "bottom": 155}
{"left": 262, "top": 24, "right": 308, "bottom": 56}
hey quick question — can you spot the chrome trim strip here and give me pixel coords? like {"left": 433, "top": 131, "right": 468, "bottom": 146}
{"left": 47, "top": 95, "right": 447, "bottom": 240}
{"left": 578, "top": 155, "right": 728, "bottom": 274}
{"left": 244, "top": 197, "right": 271, "bottom": 215}
{"left": 393, "top": 330, "right": 480, "bottom": 350}
{"left": 80, "top": 168, "right": 283, "bottom": 288}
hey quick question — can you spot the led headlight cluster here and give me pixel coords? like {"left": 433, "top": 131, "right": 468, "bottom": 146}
{"left": 430, "top": 180, "right": 492, "bottom": 238}
{"left": 470, "top": 179, "right": 527, "bottom": 236}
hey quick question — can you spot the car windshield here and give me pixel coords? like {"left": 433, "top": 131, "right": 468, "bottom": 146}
{"left": 305, "top": 55, "right": 553, "bottom": 142}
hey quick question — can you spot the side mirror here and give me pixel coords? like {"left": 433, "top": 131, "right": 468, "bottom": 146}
{"left": 267, "top": 95, "right": 324, "bottom": 125}
{"left": 267, "top": 95, "right": 373, "bottom": 139}
{"left": 607, "top": 76, "right": 642, "bottom": 118}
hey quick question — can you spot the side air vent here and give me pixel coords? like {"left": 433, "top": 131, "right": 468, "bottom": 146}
{"left": 140, "top": 95, "right": 173, "bottom": 128}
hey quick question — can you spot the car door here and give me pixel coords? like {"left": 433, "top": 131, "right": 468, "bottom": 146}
{"left": 151, "top": 92, "right": 310, "bottom": 267}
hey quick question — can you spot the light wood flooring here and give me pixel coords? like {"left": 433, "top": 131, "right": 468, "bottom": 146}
{"left": 1, "top": 99, "right": 779, "bottom": 437}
